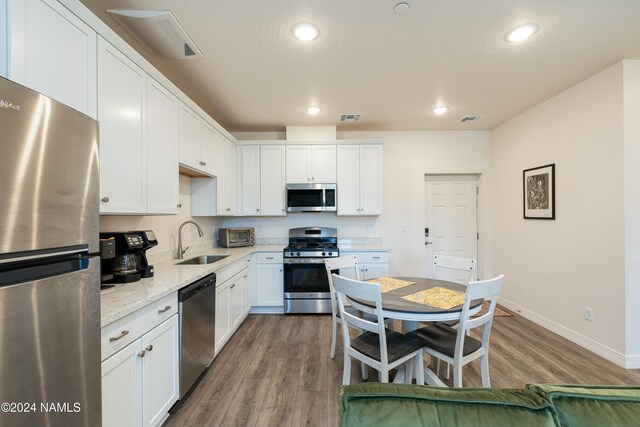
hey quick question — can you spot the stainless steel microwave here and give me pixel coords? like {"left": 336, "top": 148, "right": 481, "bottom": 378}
{"left": 286, "top": 183, "right": 337, "bottom": 212}
{"left": 219, "top": 228, "right": 255, "bottom": 247}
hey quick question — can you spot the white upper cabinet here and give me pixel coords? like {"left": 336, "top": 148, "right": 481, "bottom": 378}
{"left": 178, "top": 104, "right": 216, "bottom": 176}
{"left": 285, "top": 145, "right": 336, "bottom": 183}
{"left": 98, "top": 37, "right": 147, "bottom": 214}
{"left": 238, "top": 146, "right": 261, "bottom": 215}
{"left": 337, "top": 144, "right": 383, "bottom": 216}
{"left": 147, "top": 78, "right": 178, "bottom": 214}
{"left": 260, "top": 145, "right": 286, "bottom": 216}
{"left": 7, "top": 0, "right": 97, "bottom": 117}
{"left": 236, "top": 145, "right": 286, "bottom": 216}
{"left": 214, "top": 136, "right": 236, "bottom": 215}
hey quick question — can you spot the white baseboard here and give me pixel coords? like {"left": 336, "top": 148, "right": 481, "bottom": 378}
{"left": 249, "top": 306, "right": 284, "bottom": 314}
{"left": 498, "top": 296, "right": 631, "bottom": 369}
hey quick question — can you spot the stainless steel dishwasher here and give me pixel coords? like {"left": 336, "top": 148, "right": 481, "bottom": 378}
{"left": 178, "top": 273, "right": 216, "bottom": 398}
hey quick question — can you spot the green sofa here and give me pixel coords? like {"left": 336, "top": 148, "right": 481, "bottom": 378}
{"left": 340, "top": 383, "right": 640, "bottom": 426}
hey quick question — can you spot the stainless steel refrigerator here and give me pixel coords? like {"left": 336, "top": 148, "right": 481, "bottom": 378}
{"left": 0, "top": 77, "right": 101, "bottom": 426}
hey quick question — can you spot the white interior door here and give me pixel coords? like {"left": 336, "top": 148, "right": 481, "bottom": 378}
{"left": 425, "top": 175, "right": 478, "bottom": 279}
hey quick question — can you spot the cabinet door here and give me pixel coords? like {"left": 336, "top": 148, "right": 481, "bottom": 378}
{"left": 311, "top": 145, "right": 337, "bottom": 183}
{"left": 178, "top": 104, "right": 201, "bottom": 172}
{"left": 260, "top": 145, "right": 286, "bottom": 216}
{"left": 256, "top": 264, "right": 284, "bottom": 306}
{"left": 285, "top": 145, "right": 311, "bottom": 183}
{"left": 239, "top": 146, "right": 260, "bottom": 215}
{"left": 199, "top": 121, "right": 217, "bottom": 176}
{"left": 142, "top": 316, "right": 179, "bottom": 427}
{"left": 8, "top": 0, "right": 97, "bottom": 117}
{"left": 102, "top": 340, "right": 143, "bottom": 427}
{"left": 362, "top": 263, "right": 388, "bottom": 281}
{"left": 241, "top": 269, "right": 251, "bottom": 315}
{"left": 359, "top": 145, "right": 383, "bottom": 215}
{"left": 98, "top": 37, "right": 146, "bottom": 214}
{"left": 337, "top": 145, "right": 360, "bottom": 215}
{"left": 215, "top": 282, "right": 231, "bottom": 353}
{"left": 147, "top": 78, "right": 178, "bottom": 214}
{"left": 230, "top": 276, "right": 243, "bottom": 329}
{"left": 225, "top": 139, "right": 236, "bottom": 215}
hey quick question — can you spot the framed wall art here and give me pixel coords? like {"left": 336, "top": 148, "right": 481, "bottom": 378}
{"left": 523, "top": 163, "right": 555, "bottom": 219}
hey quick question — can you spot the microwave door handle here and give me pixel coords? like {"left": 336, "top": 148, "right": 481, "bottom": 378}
{"left": 322, "top": 188, "right": 326, "bottom": 209}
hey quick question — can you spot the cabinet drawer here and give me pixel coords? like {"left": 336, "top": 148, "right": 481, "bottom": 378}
{"left": 101, "top": 293, "right": 178, "bottom": 361}
{"left": 357, "top": 252, "right": 388, "bottom": 264}
{"left": 256, "top": 252, "right": 283, "bottom": 264}
{"left": 216, "top": 256, "right": 251, "bottom": 285}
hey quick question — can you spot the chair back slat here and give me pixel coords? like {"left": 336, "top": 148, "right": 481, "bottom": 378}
{"left": 433, "top": 254, "right": 477, "bottom": 284}
{"left": 331, "top": 274, "right": 387, "bottom": 347}
{"left": 325, "top": 256, "right": 359, "bottom": 319}
{"left": 454, "top": 274, "right": 505, "bottom": 360}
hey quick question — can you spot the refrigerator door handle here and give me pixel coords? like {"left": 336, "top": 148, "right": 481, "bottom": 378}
{"left": 0, "top": 255, "right": 91, "bottom": 288}
{"left": 0, "top": 245, "right": 89, "bottom": 265}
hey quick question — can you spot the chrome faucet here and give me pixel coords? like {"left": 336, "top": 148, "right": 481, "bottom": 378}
{"left": 177, "top": 221, "right": 204, "bottom": 259}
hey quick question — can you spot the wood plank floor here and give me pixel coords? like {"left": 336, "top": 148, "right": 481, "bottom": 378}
{"left": 165, "top": 312, "right": 640, "bottom": 427}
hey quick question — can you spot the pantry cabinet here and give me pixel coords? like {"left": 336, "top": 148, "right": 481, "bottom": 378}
{"left": 5, "top": 0, "right": 97, "bottom": 117}
{"left": 285, "top": 145, "right": 336, "bottom": 183}
{"left": 337, "top": 144, "right": 383, "bottom": 215}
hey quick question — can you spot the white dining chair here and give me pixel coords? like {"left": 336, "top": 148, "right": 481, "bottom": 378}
{"left": 332, "top": 273, "right": 425, "bottom": 385}
{"left": 433, "top": 254, "right": 477, "bottom": 284}
{"left": 409, "top": 274, "right": 505, "bottom": 387}
{"left": 324, "top": 256, "right": 361, "bottom": 359}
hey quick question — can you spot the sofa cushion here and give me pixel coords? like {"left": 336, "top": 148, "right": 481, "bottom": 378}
{"left": 340, "top": 383, "right": 558, "bottom": 427}
{"left": 527, "top": 384, "right": 640, "bottom": 427}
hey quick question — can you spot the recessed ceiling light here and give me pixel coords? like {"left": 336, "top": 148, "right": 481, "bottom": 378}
{"left": 506, "top": 24, "right": 538, "bottom": 42}
{"left": 394, "top": 2, "right": 410, "bottom": 14}
{"left": 306, "top": 106, "right": 322, "bottom": 115}
{"left": 292, "top": 23, "right": 319, "bottom": 41}
{"left": 432, "top": 106, "right": 448, "bottom": 115}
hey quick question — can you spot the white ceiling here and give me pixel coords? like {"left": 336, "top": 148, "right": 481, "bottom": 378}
{"left": 79, "top": 0, "right": 640, "bottom": 132}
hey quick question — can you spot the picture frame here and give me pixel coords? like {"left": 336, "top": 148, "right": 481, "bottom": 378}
{"left": 523, "top": 163, "right": 555, "bottom": 219}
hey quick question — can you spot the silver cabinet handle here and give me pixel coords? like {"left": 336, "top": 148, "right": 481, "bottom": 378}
{"left": 145, "top": 345, "right": 153, "bottom": 352}
{"left": 109, "top": 330, "right": 129, "bottom": 342}
{"left": 425, "top": 241, "right": 434, "bottom": 246}
{"left": 199, "top": 161, "right": 206, "bottom": 166}
{"left": 266, "top": 256, "right": 274, "bottom": 260}
{"left": 101, "top": 196, "right": 110, "bottom": 203}
{"left": 244, "top": 275, "right": 247, "bottom": 278}
{"left": 280, "top": 269, "right": 283, "bottom": 272}
{"left": 282, "top": 209, "right": 285, "bottom": 212}
{"left": 138, "top": 351, "right": 146, "bottom": 358}
{"left": 372, "top": 256, "right": 380, "bottom": 259}
{"left": 230, "top": 284, "right": 236, "bottom": 289}
{"left": 312, "top": 176, "right": 315, "bottom": 181}
{"left": 158, "top": 305, "right": 171, "bottom": 314}
{"left": 177, "top": 203, "right": 182, "bottom": 208}
{"left": 257, "top": 208, "right": 260, "bottom": 212}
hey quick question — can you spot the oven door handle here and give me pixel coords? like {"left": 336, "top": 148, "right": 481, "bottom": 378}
{"left": 284, "top": 258, "right": 328, "bottom": 264}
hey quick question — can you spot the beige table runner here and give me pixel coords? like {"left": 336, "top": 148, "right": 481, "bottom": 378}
{"left": 402, "top": 287, "right": 466, "bottom": 310}
{"left": 367, "top": 277, "right": 416, "bottom": 293}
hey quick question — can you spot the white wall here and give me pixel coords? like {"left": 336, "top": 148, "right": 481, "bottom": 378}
{"left": 491, "top": 62, "right": 627, "bottom": 363}
{"left": 100, "top": 175, "right": 223, "bottom": 263}
{"left": 623, "top": 60, "right": 640, "bottom": 363}
{"left": 227, "top": 130, "right": 492, "bottom": 278}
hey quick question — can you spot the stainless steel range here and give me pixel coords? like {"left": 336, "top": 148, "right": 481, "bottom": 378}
{"left": 283, "top": 227, "right": 339, "bottom": 314}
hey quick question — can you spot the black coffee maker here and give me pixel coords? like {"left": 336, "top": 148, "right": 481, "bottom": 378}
{"left": 100, "top": 231, "right": 158, "bottom": 284}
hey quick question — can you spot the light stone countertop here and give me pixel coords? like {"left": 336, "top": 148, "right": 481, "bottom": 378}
{"left": 100, "top": 244, "right": 389, "bottom": 328}
{"left": 100, "top": 245, "right": 285, "bottom": 327}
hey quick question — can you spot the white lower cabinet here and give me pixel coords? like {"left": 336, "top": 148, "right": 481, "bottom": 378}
{"left": 253, "top": 252, "right": 284, "bottom": 308}
{"left": 101, "top": 294, "right": 179, "bottom": 427}
{"left": 215, "top": 257, "right": 252, "bottom": 354}
{"left": 339, "top": 251, "right": 389, "bottom": 280}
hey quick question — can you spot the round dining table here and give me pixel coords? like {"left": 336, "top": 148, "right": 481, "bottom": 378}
{"left": 346, "top": 276, "right": 483, "bottom": 386}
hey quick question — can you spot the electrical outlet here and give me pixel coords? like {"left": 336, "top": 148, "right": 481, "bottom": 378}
{"left": 585, "top": 307, "right": 593, "bottom": 322}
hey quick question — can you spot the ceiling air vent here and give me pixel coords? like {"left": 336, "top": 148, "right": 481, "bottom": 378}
{"left": 340, "top": 114, "right": 361, "bottom": 122}
{"left": 107, "top": 10, "right": 203, "bottom": 59}
{"left": 460, "top": 116, "right": 481, "bottom": 123}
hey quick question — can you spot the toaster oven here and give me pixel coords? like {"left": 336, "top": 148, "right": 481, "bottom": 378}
{"left": 219, "top": 228, "right": 255, "bottom": 247}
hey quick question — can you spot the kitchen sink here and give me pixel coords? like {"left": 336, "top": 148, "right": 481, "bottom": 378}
{"left": 177, "top": 255, "right": 229, "bottom": 265}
